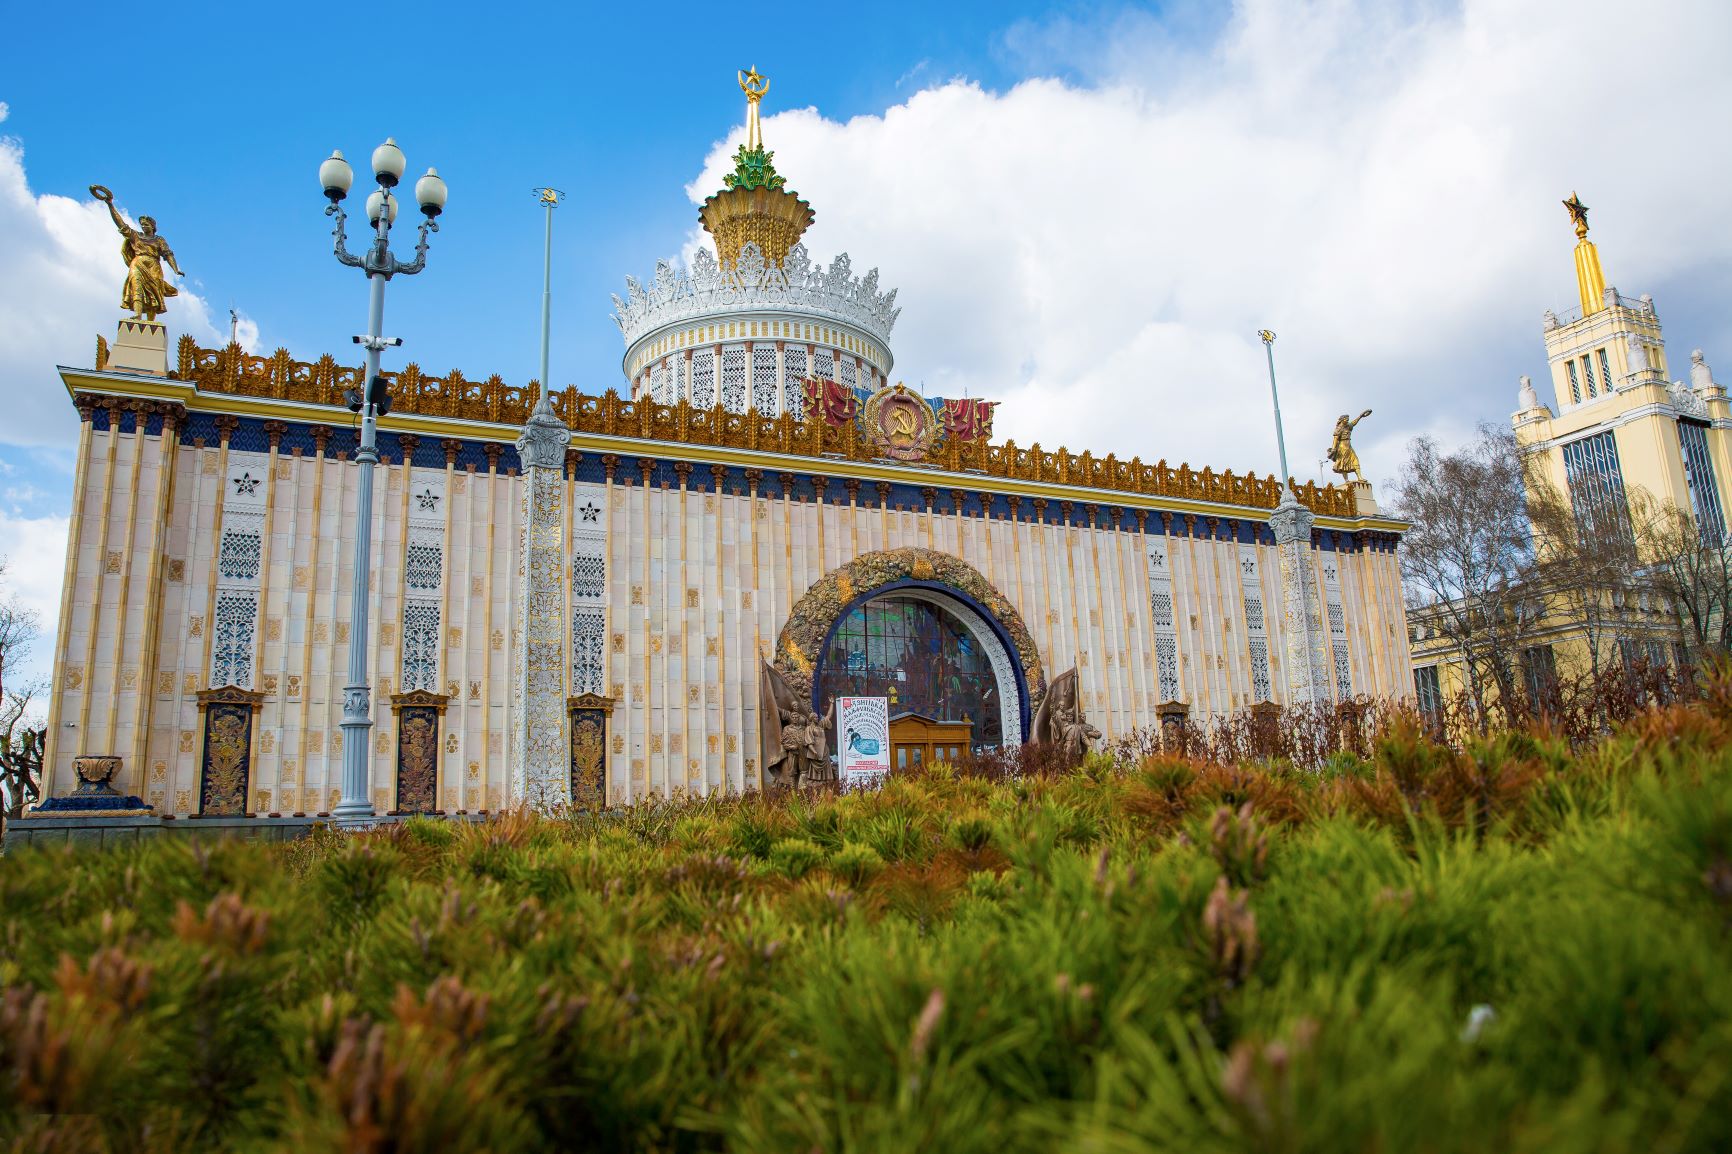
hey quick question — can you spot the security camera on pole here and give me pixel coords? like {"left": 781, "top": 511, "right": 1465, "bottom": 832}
{"left": 318, "top": 139, "right": 449, "bottom": 826}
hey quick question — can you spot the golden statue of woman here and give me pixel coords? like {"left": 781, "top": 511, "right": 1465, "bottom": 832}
{"left": 89, "top": 185, "right": 183, "bottom": 322}
{"left": 1327, "top": 409, "right": 1373, "bottom": 482}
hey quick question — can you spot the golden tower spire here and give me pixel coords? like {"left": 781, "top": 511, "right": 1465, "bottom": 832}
{"left": 698, "top": 67, "right": 814, "bottom": 271}
{"left": 1564, "top": 191, "right": 1607, "bottom": 316}
{"left": 739, "top": 66, "right": 769, "bottom": 151}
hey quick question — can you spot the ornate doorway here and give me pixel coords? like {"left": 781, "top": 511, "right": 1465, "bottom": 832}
{"left": 819, "top": 594, "right": 1006, "bottom": 750}
{"left": 773, "top": 548, "right": 1044, "bottom": 753}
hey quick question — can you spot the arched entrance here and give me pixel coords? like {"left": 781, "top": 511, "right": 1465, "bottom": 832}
{"left": 773, "top": 548, "right": 1045, "bottom": 753}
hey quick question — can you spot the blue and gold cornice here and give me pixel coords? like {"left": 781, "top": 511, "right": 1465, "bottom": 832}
{"left": 59, "top": 342, "right": 1408, "bottom": 544}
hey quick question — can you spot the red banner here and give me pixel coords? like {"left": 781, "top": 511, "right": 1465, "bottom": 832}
{"left": 941, "top": 397, "right": 997, "bottom": 441}
{"left": 802, "top": 377, "right": 859, "bottom": 426}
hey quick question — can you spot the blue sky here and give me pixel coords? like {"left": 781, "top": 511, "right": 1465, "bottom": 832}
{"left": 3, "top": 1, "right": 1215, "bottom": 422}
{"left": 4, "top": 0, "right": 1732, "bottom": 690}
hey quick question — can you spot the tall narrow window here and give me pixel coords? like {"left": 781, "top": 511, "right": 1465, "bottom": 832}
{"left": 1597, "top": 347, "right": 1615, "bottom": 391}
{"left": 1678, "top": 419, "right": 1726, "bottom": 545}
{"left": 720, "top": 345, "right": 747, "bottom": 412}
{"left": 751, "top": 344, "right": 778, "bottom": 414}
{"left": 1566, "top": 360, "right": 1581, "bottom": 404}
{"left": 1581, "top": 355, "right": 1598, "bottom": 398}
{"left": 1520, "top": 644, "right": 1557, "bottom": 710}
{"left": 1561, "top": 430, "right": 1633, "bottom": 547}
{"left": 690, "top": 349, "right": 715, "bottom": 409}
{"left": 1413, "top": 665, "right": 1442, "bottom": 723}
{"left": 782, "top": 346, "right": 809, "bottom": 419}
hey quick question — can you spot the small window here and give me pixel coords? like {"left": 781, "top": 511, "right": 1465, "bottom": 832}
{"left": 1598, "top": 347, "right": 1614, "bottom": 390}
{"left": 1566, "top": 360, "right": 1581, "bottom": 404}
{"left": 1582, "top": 355, "right": 1598, "bottom": 398}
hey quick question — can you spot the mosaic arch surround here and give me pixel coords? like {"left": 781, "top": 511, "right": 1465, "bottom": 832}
{"left": 773, "top": 548, "right": 1046, "bottom": 745}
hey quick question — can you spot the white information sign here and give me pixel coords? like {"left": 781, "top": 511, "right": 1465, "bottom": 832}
{"left": 837, "top": 696, "right": 891, "bottom": 789}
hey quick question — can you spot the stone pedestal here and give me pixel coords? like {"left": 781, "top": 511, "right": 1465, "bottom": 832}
{"left": 23, "top": 753, "right": 152, "bottom": 816}
{"left": 1351, "top": 479, "right": 1378, "bottom": 516}
{"left": 511, "top": 395, "right": 572, "bottom": 811}
{"left": 1269, "top": 493, "right": 1331, "bottom": 706}
{"left": 104, "top": 319, "right": 168, "bottom": 376}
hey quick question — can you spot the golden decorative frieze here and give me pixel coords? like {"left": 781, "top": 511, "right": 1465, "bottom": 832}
{"left": 167, "top": 337, "right": 1357, "bottom": 517}
{"left": 389, "top": 689, "right": 452, "bottom": 713}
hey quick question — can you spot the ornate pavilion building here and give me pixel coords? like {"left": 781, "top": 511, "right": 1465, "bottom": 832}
{"left": 32, "top": 79, "right": 1410, "bottom": 822}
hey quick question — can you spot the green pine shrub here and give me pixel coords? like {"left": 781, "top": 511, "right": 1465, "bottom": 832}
{"left": 5, "top": 688, "right": 1732, "bottom": 1150}
{"left": 768, "top": 836, "right": 825, "bottom": 879}
{"left": 829, "top": 841, "right": 886, "bottom": 886}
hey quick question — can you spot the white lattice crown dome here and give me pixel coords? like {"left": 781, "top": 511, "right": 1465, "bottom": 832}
{"left": 612, "top": 241, "right": 901, "bottom": 375}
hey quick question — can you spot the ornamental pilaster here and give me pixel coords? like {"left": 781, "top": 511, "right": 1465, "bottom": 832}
{"left": 510, "top": 396, "right": 574, "bottom": 811}
{"left": 1269, "top": 493, "right": 1331, "bottom": 706}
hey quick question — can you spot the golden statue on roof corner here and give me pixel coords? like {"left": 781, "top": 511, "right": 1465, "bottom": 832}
{"left": 1328, "top": 409, "right": 1373, "bottom": 483}
{"left": 89, "top": 185, "right": 184, "bottom": 323}
{"left": 739, "top": 66, "right": 769, "bottom": 150}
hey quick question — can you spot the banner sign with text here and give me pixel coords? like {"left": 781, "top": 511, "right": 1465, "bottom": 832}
{"left": 837, "top": 696, "right": 890, "bottom": 789}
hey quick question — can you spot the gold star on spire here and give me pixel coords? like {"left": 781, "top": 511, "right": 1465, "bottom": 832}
{"left": 738, "top": 66, "right": 770, "bottom": 151}
{"left": 1563, "top": 191, "right": 1606, "bottom": 315}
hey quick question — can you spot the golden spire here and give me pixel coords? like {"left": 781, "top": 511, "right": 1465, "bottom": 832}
{"left": 1564, "top": 191, "right": 1607, "bottom": 316}
{"left": 699, "top": 67, "right": 814, "bottom": 271}
{"left": 739, "top": 66, "right": 769, "bottom": 151}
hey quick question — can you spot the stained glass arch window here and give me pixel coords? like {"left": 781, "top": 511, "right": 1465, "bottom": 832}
{"left": 816, "top": 593, "right": 1012, "bottom": 751}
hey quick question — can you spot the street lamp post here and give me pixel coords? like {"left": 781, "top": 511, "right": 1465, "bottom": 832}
{"left": 319, "top": 139, "right": 449, "bottom": 825}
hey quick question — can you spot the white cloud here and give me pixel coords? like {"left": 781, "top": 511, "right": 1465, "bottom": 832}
{"left": 0, "top": 134, "right": 258, "bottom": 450}
{"left": 0, "top": 131, "right": 255, "bottom": 689}
{"left": 0, "top": 508, "right": 68, "bottom": 688}
{"left": 675, "top": 0, "right": 1732, "bottom": 491}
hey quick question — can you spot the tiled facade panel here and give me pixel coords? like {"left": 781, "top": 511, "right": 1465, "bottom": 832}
{"left": 46, "top": 415, "right": 1411, "bottom": 812}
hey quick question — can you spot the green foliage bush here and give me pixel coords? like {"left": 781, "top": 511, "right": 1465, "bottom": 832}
{"left": 768, "top": 836, "right": 825, "bottom": 879}
{"left": 4, "top": 696, "right": 1732, "bottom": 1151}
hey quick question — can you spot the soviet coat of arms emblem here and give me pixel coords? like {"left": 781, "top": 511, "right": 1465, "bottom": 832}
{"left": 861, "top": 382, "right": 940, "bottom": 461}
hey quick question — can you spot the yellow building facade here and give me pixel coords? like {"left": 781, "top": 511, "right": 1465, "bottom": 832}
{"left": 1410, "top": 196, "right": 1732, "bottom": 714}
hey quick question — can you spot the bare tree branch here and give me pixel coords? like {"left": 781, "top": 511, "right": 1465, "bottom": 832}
{"left": 1391, "top": 424, "right": 1546, "bottom": 724}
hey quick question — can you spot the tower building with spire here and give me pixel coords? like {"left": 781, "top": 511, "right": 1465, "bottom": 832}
{"left": 1515, "top": 193, "right": 1731, "bottom": 541}
{"left": 1410, "top": 195, "right": 1732, "bottom": 717}
{"left": 613, "top": 70, "right": 898, "bottom": 413}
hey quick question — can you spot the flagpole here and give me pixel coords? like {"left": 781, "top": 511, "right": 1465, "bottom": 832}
{"left": 1258, "top": 329, "right": 1290, "bottom": 485}
{"left": 534, "top": 188, "right": 564, "bottom": 400}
